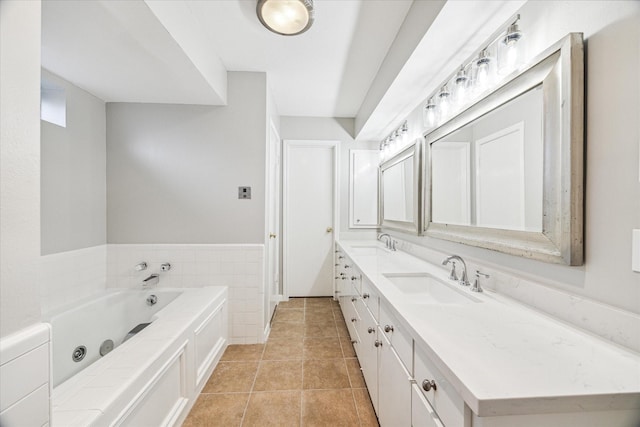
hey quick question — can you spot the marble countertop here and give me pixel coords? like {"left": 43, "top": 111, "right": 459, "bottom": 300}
{"left": 337, "top": 240, "right": 640, "bottom": 417}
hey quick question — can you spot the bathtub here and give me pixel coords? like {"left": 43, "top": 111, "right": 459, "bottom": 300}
{"left": 46, "top": 287, "right": 228, "bottom": 427}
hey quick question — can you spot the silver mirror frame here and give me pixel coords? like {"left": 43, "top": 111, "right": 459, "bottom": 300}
{"left": 424, "top": 33, "right": 584, "bottom": 265}
{"left": 380, "top": 139, "right": 425, "bottom": 235}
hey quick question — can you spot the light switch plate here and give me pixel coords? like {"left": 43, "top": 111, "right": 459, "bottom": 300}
{"left": 633, "top": 229, "right": 640, "bottom": 273}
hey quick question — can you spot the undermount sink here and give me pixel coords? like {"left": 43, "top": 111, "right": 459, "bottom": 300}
{"left": 382, "top": 273, "right": 481, "bottom": 304}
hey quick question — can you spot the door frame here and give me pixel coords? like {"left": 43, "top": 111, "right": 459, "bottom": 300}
{"left": 282, "top": 139, "right": 340, "bottom": 299}
{"left": 264, "top": 119, "right": 281, "bottom": 336}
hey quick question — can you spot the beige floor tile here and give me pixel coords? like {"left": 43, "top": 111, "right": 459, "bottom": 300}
{"left": 243, "top": 391, "right": 301, "bottom": 427}
{"left": 337, "top": 320, "right": 350, "bottom": 337}
{"left": 305, "top": 298, "right": 334, "bottom": 309}
{"left": 182, "top": 393, "right": 249, "bottom": 427}
{"left": 202, "top": 361, "right": 258, "bottom": 393}
{"left": 353, "top": 388, "right": 379, "bottom": 426}
{"left": 304, "top": 322, "right": 338, "bottom": 338}
{"left": 303, "top": 359, "right": 351, "bottom": 390}
{"left": 273, "top": 308, "right": 304, "bottom": 323}
{"left": 263, "top": 338, "right": 304, "bottom": 360}
{"left": 254, "top": 360, "right": 303, "bottom": 391}
{"left": 340, "top": 337, "right": 357, "bottom": 358}
{"left": 220, "top": 344, "right": 264, "bottom": 361}
{"left": 269, "top": 321, "right": 305, "bottom": 339}
{"left": 302, "top": 389, "right": 360, "bottom": 427}
{"left": 278, "top": 298, "right": 305, "bottom": 309}
{"left": 345, "top": 358, "right": 366, "bottom": 388}
{"left": 303, "top": 337, "right": 343, "bottom": 359}
{"left": 305, "top": 309, "right": 335, "bottom": 324}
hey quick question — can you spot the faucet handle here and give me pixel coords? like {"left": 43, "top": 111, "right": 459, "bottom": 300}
{"left": 448, "top": 261, "right": 458, "bottom": 281}
{"left": 471, "top": 270, "right": 489, "bottom": 293}
{"left": 134, "top": 262, "right": 147, "bottom": 271}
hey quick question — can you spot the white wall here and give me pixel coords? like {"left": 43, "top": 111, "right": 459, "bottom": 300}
{"left": 279, "top": 117, "right": 379, "bottom": 235}
{"left": 41, "top": 70, "right": 106, "bottom": 255}
{"left": 390, "top": 0, "right": 640, "bottom": 315}
{"left": 106, "top": 72, "right": 267, "bottom": 244}
{"left": 0, "top": 0, "right": 42, "bottom": 338}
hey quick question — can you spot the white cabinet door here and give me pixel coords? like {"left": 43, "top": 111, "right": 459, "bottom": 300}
{"left": 411, "top": 384, "right": 445, "bottom": 427}
{"left": 349, "top": 149, "right": 379, "bottom": 228}
{"left": 354, "top": 298, "right": 379, "bottom": 413}
{"left": 378, "top": 332, "right": 412, "bottom": 427}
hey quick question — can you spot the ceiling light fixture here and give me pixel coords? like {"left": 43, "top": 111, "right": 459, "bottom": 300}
{"left": 257, "top": 0, "right": 314, "bottom": 36}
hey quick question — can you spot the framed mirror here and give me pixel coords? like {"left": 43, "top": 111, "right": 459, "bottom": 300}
{"left": 380, "top": 139, "right": 424, "bottom": 234}
{"left": 425, "top": 33, "right": 584, "bottom": 265}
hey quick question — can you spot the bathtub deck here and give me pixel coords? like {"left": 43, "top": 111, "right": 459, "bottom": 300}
{"left": 183, "top": 298, "right": 379, "bottom": 426}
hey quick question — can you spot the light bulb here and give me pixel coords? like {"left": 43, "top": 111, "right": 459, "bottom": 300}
{"left": 437, "top": 86, "right": 451, "bottom": 123}
{"left": 499, "top": 23, "right": 523, "bottom": 75}
{"left": 453, "top": 67, "right": 469, "bottom": 108}
{"left": 474, "top": 49, "right": 493, "bottom": 94}
{"left": 423, "top": 98, "right": 437, "bottom": 129}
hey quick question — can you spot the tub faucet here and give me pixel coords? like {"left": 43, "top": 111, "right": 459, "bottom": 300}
{"left": 442, "top": 255, "right": 470, "bottom": 286}
{"left": 142, "top": 274, "right": 159, "bottom": 288}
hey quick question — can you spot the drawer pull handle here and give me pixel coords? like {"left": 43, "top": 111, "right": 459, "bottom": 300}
{"left": 351, "top": 317, "right": 357, "bottom": 322}
{"left": 362, "top": 293, "right": 370, "bottom": 299}
{"left": 367, "top": 327, "right": 375, "bottom": 334}
{"left": 384, "top": 324, "right": 394, "bottom": 333}
{"left": 422, "top": 379, "right": 437, "bottom": 392}
{"left": 351, "top": 297, "right": 357, "bottom": 302}
{"left": 374, "top": 340, "right": 382, "bottom": 348}
{"left": 351, "top": 339, "right": 358, "bottom": 344}
{"left": 351, "top": 276, "right": 358, "bottom": 281}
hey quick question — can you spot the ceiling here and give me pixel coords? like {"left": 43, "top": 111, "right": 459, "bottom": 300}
{"left": 42, "top": 0, "right": 525, "bottom": 141}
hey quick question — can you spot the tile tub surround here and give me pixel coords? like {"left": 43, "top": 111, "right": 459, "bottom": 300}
{"left": 392, "top": 238, "right": 640, "bottom": 354}
{"left": 183, "top": 298, "right": 379, "bottom": 427}
{"left": 39, "top": 245, "right": 107, "bottom": 314}
{"left": 337, "top": 240, "right": 640, "bottom": 419}
{"left": 107, "top": 244, "right": 265, "bottom": 344}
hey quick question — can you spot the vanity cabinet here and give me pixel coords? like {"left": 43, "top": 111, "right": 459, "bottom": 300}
{"left": 378, "top": 331, "right": 412, "bottom": 427}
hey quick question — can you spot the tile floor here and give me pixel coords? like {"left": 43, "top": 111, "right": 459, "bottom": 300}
{"left": 183, "top": 297, "right": 379, "bottom": 426}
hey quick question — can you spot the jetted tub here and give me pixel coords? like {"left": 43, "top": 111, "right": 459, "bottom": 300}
{"left": 46, "top": 287, "right": 228, "bottom": 427}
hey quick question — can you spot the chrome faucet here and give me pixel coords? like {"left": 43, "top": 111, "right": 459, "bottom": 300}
{"left": 442, "top": 255, "right": 470, "bottom": 286}
{"left": 377, "top": 233, "right": 391, "bottom": 249}
{"left": 142, "top": 274, "right": 159, "bottom": 288}
{"left": 471, "top": 270, "right": 489, "bottom": 293}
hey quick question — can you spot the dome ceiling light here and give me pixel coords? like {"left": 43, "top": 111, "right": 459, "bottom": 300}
{"left": 256, "top": 0, "right": 314, "bottom": 36}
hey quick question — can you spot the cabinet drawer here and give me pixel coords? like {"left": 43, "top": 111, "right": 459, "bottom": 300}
{"left": 361, "top": 277, "right": 379, "bottom": 320}
{"left": 379, "top": 302, "right": 413, "bottom": 374}
{"left": 346, "top": 300, "right": 361, "bottom": 344}
{"left": 411, "top": 383, "right": 445, "bottom": 427}
{"left": 414, "top": 344, "right": 469, "bottom": 427}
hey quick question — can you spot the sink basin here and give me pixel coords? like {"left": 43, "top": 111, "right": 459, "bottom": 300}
{"left": 382, "top": 273, "right": 481, "bottom": 304}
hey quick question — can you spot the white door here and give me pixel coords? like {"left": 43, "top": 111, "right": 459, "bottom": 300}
{"left": 265, "top": 121, "right": 281, "bottom": 327}
{"left": 283, "top": 140, "right": 338, "bottom": 297}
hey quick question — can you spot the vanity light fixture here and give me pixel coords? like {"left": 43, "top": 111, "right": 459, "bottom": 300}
{"left": 380, "top": 121, "right": 409, "bottom": 162}
{"left": 420, "top": 14, "right": 524, "bottom": 133}
{"left": 256, "top": 0, "right": 314, "bottom": 36}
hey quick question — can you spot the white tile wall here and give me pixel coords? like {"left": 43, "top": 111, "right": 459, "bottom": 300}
{"left": 396, "top": 238, "right": 640, "bottom": 353}
{"left": 106, "top": 244, "right": 265, "bottom": 344}
{"left": 39, "top": 245, "right": 107, "bottom": 314}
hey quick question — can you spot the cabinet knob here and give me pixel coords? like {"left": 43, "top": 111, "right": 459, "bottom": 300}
{"left": 351, "top": 276, "right": 358, "bottom": 281}
{"left": 374, "top": 340, "right": 382, "bottom": 348}
{"left": 351, "top": 317, "right": 357, "bottom": 323}
{"left": 351, "top": 297, "right": 357, "bottom": 302}
{"left": 344, "top": 265, "right": 351, "bottom": 268}
{"left": 384, "top": 324, "right": 394, "bottom": 333}
{"left": 367, "top": 327, "right": 375, "bottom": 334}
{"left": 362, "top": 293, "right": 370, "bottom": 299}
{"left": 422, "top": 379, "right": 437, "bottom": 392}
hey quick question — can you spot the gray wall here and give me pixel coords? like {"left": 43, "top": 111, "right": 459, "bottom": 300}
{"left": 41, "top": 70, "right": 106, "bottom": 255}
{"left": 0, "top": 0, "right": 41, "bottom": 337}
{"left": 396, "top": 0, "right": 640, "bottom": 315}
{"left": 279, "top": 117, "right": 379, "bottom": 235}
{"left": 106, "top": 72, "right": 267, "bottom": 244}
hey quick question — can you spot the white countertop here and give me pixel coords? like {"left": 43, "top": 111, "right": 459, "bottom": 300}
{"left": 337, "top": 240, "right": 640, "bottom": 417}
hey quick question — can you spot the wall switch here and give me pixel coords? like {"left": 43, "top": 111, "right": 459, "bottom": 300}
{"left": 238, "top": 186, "right": 251, "bottom": 199}
{"left": 633, "top": 229, "right": 640, "bottom": 273}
